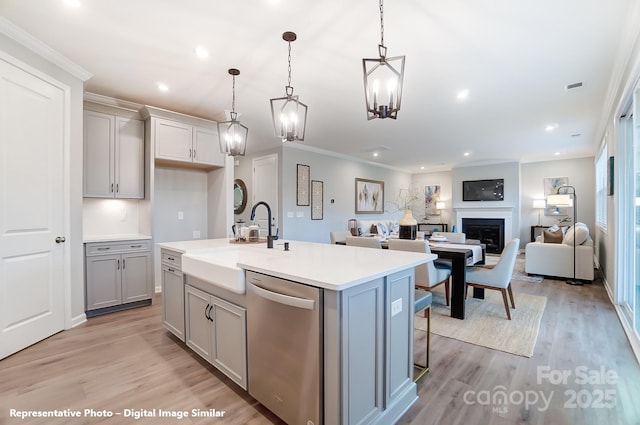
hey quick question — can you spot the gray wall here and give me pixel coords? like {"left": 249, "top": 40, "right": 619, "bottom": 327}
{"left": 280, "top": 145, "right": 412, "bottom": 243}
{"left": 520, "top": 157, "right": 596, "bottom": 243}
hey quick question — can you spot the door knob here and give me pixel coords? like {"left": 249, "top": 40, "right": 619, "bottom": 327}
{"left": 55, "top": 236, "right": 66, "bottom": 243}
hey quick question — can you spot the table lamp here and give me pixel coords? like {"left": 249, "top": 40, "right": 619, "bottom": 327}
{"left": 436, "top": 201, "right": 446, "bottom": 223}
{"left": 532, "top": 199, "right": 546, "bottom": 226}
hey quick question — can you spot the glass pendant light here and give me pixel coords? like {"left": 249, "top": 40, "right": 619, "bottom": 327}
{"left": 362, "top": 0, "right": 405, "bottom": 120}
{"left": 218, "top": 68, "right": 248, "bottom": 156}
{"left": 270, "top": 31, "right": 308, "bottom": 142}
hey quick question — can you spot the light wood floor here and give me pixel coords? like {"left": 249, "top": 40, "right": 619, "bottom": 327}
{"left": 1, "top": 264, "right": 639, "bottom": 425}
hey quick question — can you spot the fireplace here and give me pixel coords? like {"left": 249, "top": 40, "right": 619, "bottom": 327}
{"left": 462, "top": 218, "right": 505, "bottom": 254}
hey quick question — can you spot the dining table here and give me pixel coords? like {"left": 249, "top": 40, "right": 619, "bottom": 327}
{"left": 427, "top": 244, "right": 485, "bottom": 319}
{"left": 338, "top": 237, "right": 485, "bottom": 319}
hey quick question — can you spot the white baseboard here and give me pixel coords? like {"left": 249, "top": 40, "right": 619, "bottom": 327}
{"left": 70, "top": 313, "right": 87, "bottom": 328}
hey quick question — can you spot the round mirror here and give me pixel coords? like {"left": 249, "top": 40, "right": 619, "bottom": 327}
{"left": 234, "top": 179, "right": 247, "bottom": 214}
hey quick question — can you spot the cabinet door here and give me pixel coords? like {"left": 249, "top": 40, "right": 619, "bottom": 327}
{"left": 84, "top": 110, "right": 115, "bottom": 197}
{"left": 161, "top": 265, "right": 184, "bottom": 341}
{"left": 115, "top": 117, "right": 144, "bottom": 199}
{"left": 86, "top": 254, "right": 121, "bottom": 310}
{"left": 192, "top": 126, "right": 223, "bottom": 166}
{"left": 121, "top": 252, "right": 151, "bottom": 303}
{"left": 155, "top": 118, "right": 193, "bottom": 162}
{"left": 211, "top": 296, "right": 247, "bottom": 389}
{"left": 185, "top": 285, "right": 212, "bottom": 360}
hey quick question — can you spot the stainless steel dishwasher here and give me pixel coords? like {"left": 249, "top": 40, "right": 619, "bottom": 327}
{"left": 246, "top": 270, "right": 322, "bottom": 425}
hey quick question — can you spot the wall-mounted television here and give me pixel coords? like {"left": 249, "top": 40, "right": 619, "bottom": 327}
{"left": 463, "top": 179, "right": 504, "bottom": 202}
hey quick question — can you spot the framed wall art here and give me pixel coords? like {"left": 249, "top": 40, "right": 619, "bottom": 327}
{"left": 355, "top": 178, "right": 384, "bottom": 214}
{"left": 296, "top": 164, "right": 310, "bottom": 206}
{"left": 424, "top": 185, "right": 441, "bottom": 216}
{"left": 311, "top": 180, "right": 323, "bottom": 220}
{"left": 544, "top": 176, "right": 569, "bottom": 216}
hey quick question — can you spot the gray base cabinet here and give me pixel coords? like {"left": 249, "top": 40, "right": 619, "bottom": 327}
{"left": 185, "top": 284, "right": 247, "bottom": 390}
{"left": 161, "top": 249, "right": 185, "bottom": 341}
{"left": 85, "top": 240, "right": 152, "bottom": 312}
{"left": 323, "top": 268, "right": 416, "bottom": 425}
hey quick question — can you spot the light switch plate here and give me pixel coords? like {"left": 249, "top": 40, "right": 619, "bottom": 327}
{"left": 178, "top": 211, "right": 184, "bottom": 220}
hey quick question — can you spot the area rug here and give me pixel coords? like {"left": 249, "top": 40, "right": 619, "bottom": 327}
{"left": 416, "top": 288, "right": 547, "bottom": 357}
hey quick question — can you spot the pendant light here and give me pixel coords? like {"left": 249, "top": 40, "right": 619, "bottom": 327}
{"left": 362, "top": 0, "right": 405, "bottom": 120}
{"left": 218, "top": 68, "right": 248, "bottom": 156}
{"left": 270, "top": 31, "right": 308, "bottom": 142}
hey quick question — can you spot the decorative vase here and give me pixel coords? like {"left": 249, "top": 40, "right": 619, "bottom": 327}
{"left": 399, "top": 209, "right": 417, "bottom": 240}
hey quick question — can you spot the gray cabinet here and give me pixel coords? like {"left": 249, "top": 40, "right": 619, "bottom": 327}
{"left": 154, "top": 117, "right": 223, "bottom": 168}
{"left": 85, "top": 240, "right": 152, "bottom": 314}
{"left": 161, "top": 249, "right": 184, "bottom": 341}
{"left": 83, "top": 110, "right": 144, "bottom": 198}
{"left": 324, "top": 268, "right": 415, "bottom": 425}
{"left": 185, "top": 284, "right": 247, "bottom": 389}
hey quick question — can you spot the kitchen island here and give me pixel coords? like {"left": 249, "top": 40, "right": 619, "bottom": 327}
{"left": 157, "top": 238, "right": 435, "bottom": 425}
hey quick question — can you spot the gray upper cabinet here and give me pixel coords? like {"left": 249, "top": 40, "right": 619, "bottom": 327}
{"left": 84, "top": 110, "right": 144, "bottom": 199}
{"left": 154, "top": 117, "right": 223, "bottom": 168}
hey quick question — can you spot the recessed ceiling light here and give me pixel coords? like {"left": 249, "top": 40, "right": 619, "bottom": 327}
{"left": 157, "top": 82, "right": 169, "bottom": 92}
{"left": 545, "top": 123, "right": 559, "bottom": 132}
{"left": 373, "top": 152, "right": 379, "bottom": 157}
{"left": 268, "top": 0, "right": 281, "bottom": 4}
{"left": 456, "top": 89, "right": 469, "bottom": 100}
{"left": 420, "top": 166, "right": 425, "bottom": 170}
{"left": 554, "top": 152, "right": 560, "bottom": 156}
{"left": 64, "top": 0, "right": 81, "bottom": 7}
{"left": 195, "top": 46, "right": 209, "bottom": 59}
{"left": 463, "top": 152, "right": 470, "bottom": 157}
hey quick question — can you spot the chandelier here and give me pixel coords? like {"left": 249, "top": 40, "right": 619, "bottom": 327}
{"left": 218, "top": 68, "right": 248, "bottom": 156}
{"left": 270, "top": 31, "right": 308, "bottom": 142}
{"left": 362, "top": 0, "right": 405, "bottom": 120}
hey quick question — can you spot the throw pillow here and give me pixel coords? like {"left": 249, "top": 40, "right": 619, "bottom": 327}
{"left": 543, "top": 228, "right": 563, "bottom": 243}
{"left": 563, "top": 222, "right": 589, "bottom": 246}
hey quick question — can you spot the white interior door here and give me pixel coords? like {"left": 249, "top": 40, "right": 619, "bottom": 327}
{"left": 0, "top": 57, "right": 66, "bottom": 359}
{"left": 252, "top": 154, "right": 278, "bottom": 237}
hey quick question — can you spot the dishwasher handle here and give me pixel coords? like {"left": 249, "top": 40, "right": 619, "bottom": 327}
{"left": 250, "top": 283, "right": 315, "bottom": 310}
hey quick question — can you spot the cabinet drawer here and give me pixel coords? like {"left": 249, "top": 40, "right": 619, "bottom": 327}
{"left": 86, "top": 240, "right": 151, "bottom": 256}
{"left": 161, "top": 249, "right": 182, "bottom": 269}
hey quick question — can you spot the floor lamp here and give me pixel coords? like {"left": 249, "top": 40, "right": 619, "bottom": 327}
{"left": 532, "top": 199, "right": 546, "bottom": 226}
{"left": 547, "top": 186, "right": 580, "bottom": 286}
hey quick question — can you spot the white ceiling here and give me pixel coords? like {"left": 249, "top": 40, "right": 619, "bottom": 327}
{"left": 1, "top": 0, "right": 634, "bottom": 172}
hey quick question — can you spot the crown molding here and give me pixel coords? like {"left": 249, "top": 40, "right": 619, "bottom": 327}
{"left": 0, "top": 17, "right": 92, "bottom": 82}
{"left": 84, "top": 92, "right": 143, "bottom": 112}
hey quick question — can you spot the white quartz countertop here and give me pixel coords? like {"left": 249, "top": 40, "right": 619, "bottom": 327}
{"left": 84, "top": 233, "right": 152, "bottom": 243}
{"left": 158, "top": 238, "right": 435, "bottom": 291}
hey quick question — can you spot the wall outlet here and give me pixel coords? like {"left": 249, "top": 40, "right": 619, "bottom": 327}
{"left": 193, "top": 230, "right": 201, "bottom": 239}
{"left": 296, "top": 211, "right": 304, "bottom": 218}
{"left": 120, "top": 210, "right": 127, "bottom": 222}
{"left": 178, "top": 211, "right": 184, "bottom": 220}
{"left": 391, "top": 299, "right": 403, "bottom": 317}
{"left": 287, "top": 211, "right": 294, "bottom": 218}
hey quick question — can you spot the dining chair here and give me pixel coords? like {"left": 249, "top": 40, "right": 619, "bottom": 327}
{"left": 330, "top": 230, "right": 352, "bottom": 244}
{"left": 388, "top": 239, "right": 451, "bottom": 305}
{"left": 345, "top": 236, "right": 382, "bottom": 249}
{"left": 464, "top": 238, "right": 520, "bottom": 320}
